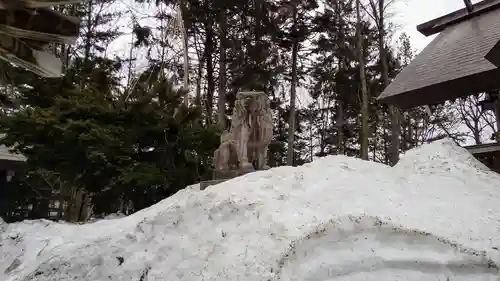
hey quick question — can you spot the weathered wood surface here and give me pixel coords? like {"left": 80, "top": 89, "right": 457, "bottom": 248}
{"left": 0, "top": 33, "right": 62, "bottom": 77}
{"left": 0, "top": 0, "right": 83, "bottom": 77}
{"left": 0, "top": 9, "right": 80, "bottom": 44}
{"left": 417, "top": 0, "right": 500, "bottom": 36}
{"left": 0, "top": 0, "right": 82, "bottom": 9}
{"left": 378, "top": 3, "right": 500, "bottom": 109}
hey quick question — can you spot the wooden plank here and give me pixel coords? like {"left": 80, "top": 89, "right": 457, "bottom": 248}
{"left": 0, "top": 33, "right": 62, "bottom": 77}
{"left": 0, "top": 0, "right": 83, "bottom": 9}
{"left": 0, "top": 9, "right": 80, "bottom": 45}
{"left": 417, "top": 0, "right": 500, "bottom": 36}
{"left": 464, "top": 143, "right": 500, "bottom": 155}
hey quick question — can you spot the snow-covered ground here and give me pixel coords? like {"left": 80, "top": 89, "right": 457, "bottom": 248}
{"left": 1, "top": 139, "right": 500, "bottom": 281}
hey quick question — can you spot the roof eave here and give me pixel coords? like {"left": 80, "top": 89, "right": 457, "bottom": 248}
{"left": 486, "top": 39, "right": 500, "bottom": 67}
{"left": 417, "top": 0, "right": 500, "bottom": 36}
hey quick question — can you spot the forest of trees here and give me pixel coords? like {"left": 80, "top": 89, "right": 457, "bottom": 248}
{"left": 0, "top": 0, "right": 496, "bottom": 223}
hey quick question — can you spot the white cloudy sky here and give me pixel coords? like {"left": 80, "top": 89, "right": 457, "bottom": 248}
{"left": 110, "top": 0, "right": 477, "bottom": 66}
{"left": 106, "top": 0, "right": 480, "bottom": 79}
{"left": 394, "top": 0, "right": 478, "bottom": 52}
{"left": 105, "top": 0, "right": 489, "bottom": 144}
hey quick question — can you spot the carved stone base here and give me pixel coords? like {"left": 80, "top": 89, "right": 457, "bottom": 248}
{"left": 202, "top": 167, "right": 256, "bottom": 190}
{"left": 199, "top": 179, "right": 227, "bottom": 190}
{"left": 214, "top": 165, "right": 255, "bottom": 180}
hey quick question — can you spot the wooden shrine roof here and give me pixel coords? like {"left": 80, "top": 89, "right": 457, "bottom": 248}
{"left": 0, "top": 145, "right": 25, "bottom": 163}
{"left": 0, "top": 134, "right": 25, "bottom": 163}
{"left": 378, "top": 0, "right": 500, "bottom": 109}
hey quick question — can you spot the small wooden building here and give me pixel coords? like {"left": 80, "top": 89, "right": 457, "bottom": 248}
{"left": 0, "top": 143, "right": 26, "bottom": 219}
{"left": 0, "top": 144, "right": 72, "bottom": 221}
{"left": 378, "top": 0, "right": 500, "bottom": 109}
{"left": 465, "top": 143, "right": 500, "bottom": 173}
{"left": 378, "top": 0, "right": 500, "bottom": 171}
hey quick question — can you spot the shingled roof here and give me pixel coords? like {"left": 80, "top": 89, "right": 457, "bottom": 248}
{"left": 378, "top": 0, "right": 500, "bottom": 109}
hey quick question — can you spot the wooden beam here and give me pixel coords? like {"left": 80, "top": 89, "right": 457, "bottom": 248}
{"left": 417, "top": 0, "right": 500, "bottom": 36}
{"left": 0, "top": 9, "right": 80, "bottom": 45}
{"left": 0, "top": 34, "right": 62, "bottom": 77}
{"left": 464, "top": 143, "right": 500, "bottom": 155}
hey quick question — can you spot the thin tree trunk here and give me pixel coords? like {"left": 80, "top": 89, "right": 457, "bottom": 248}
{"left": 179, "top": 4, "right": 190, "bottom": 105}
{"left": 81, "top": 0, "right": 93, "bottom": 89}
{"left": 401, "top": 115, "right": 408, "bottom": 151}
{"left": 356, "top": 0, "right": 369, "bottom": 160}
{"left": 205, "top": 3, "right": 215, "bottom": 121}
{"left": 383, "top": 111, "right": 389, "bottom": 164}
{"left": 494, "top": 99, "right": 500, "bottom": 142}
{"left": 195, "top": 62, "right": 202, "bottom": 107}
{"left": 336, "top": 100, "right": 345, "bottom": 155}
{"left": 287, "top": 6, "right": 298, "bottom": 166}
{"left": 334, "top": 3, "right": 345, "bottom": 155}
{"left": 217, "top": 8, "right": 227, "bottom": 128}
{"left": 408, "top": 115, "right": 414, "bottom": 149}
{"left": 377, "top": 0, "right": 399, "bottom": 165}
{"left": 309, "top": 111, "right": 313, "bottom": 162}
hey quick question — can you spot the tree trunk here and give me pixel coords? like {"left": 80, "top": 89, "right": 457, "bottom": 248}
{"left": 217, "top": 8, "right": 227, "bottom": 128}
{"left": 334, "top": 3, "right": 345, "bottom": 155}
{"left": 377, "top": 0, "right": 399, "bottom": 165}
{"left": 383, "top": 111, "right": 389, "bottom": 164}
{"left": 356, "top": 0, "right": 369, "bottom": 160}
{"left": 195, "top": 60, "right": 202, "bottom": 107}
{"left": 287, "top": 6, "right": 298, "bottom": 166}
{"left": 408, "top": 115, "right": 414, "bottom": 149}
{"left": 336, "top": 100, "right": 345, "bottom": 155}
{"left": 309, "top": 111, "right": 313, "bottom": 162}
{"left": 401, "top": 114, "right": 408, "bottom": 151}
{"left": 179, "top": 3, "right": 190, "bottom": 105}
{"left": 205, "top": 4, "right": 215, "bottom": 122}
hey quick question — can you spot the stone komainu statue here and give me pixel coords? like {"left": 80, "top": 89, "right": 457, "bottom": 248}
{"left": 246, "top": 92, "right": 273, "bottom": 170}
{"left": 213, "top": 91, "right": 273, "bottom": 179}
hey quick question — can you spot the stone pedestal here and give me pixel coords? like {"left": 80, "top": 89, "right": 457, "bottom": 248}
{"left": 200, "top": 167, "right": 258, "bottom": 190}
{"left": 199, "top": 179, "right": 226, "bottom": 190}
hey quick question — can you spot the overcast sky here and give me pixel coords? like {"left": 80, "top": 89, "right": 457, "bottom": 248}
{"left": 109, "top": 0, "right": 478, "bottom": 69}
{"left": 394, "top": 0, "right": 479, "bottom": 52}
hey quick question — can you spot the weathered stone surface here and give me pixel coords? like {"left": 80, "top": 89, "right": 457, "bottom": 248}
{"left": 213, "top": 91, "right": 273, "bottom": 180}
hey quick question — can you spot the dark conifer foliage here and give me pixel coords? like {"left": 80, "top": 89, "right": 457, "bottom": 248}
{"left": 0, "top": 0, "right": 471, "bottom": 222}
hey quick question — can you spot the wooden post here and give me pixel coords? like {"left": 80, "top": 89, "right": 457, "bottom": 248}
{"left": 493, "top": 97, "right": 500, "bottom": 142}
{"left": 0, "top": 170, "right": 7, "bottom": 219}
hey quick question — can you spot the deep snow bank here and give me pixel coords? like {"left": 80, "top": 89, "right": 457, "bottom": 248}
{"left": 1, "top": 139, "right": 500, "bottom": 281}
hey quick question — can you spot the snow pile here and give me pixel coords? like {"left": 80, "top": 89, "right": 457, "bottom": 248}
{"left": 1, "top": 139, "right": 500, "bottom": 281}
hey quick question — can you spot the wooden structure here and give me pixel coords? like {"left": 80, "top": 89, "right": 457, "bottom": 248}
{"left": 378, "top": 0, "right": 500, "bottom": 171}
{"left": 378, "top": 0, "right": 500, "bottom": 109}
{"left": 465, "top": 143, "right": 500, "bottom": 173}
{"left": 0, "top": 0, "right": 82, "bottom": 77}
{"left": 0, "top": 142, "right": 26, "bottom": 220}
{"left": 0, "top": 143, "right": 72, "bottom": 222}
